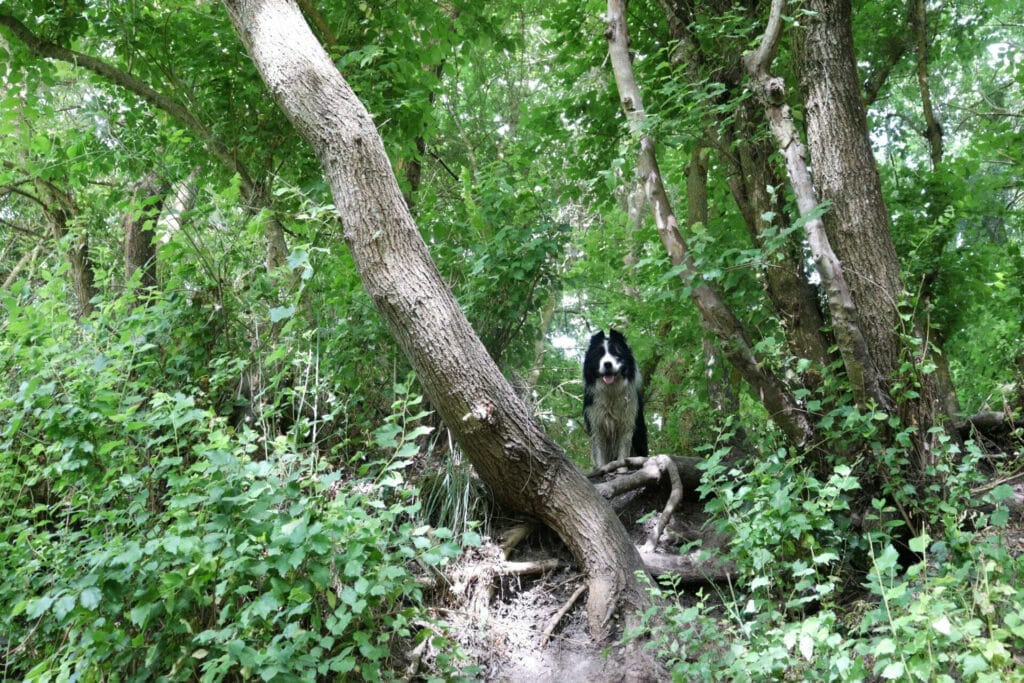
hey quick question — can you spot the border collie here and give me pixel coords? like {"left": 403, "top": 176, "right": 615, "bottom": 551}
{"left": 583, "top": 329, "right": 648, "bottom": 468}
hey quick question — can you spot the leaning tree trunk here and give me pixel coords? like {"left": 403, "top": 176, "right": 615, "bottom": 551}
{"left": 221, "top": 0, "right": 652, "bottom": 642}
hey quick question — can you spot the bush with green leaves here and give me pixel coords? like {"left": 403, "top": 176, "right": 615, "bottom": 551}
{"left": 631, "top": 421, "right": 1024, "bottom": 682}
{"left": 0, "top": 283, "right": 476, "bottom": 681}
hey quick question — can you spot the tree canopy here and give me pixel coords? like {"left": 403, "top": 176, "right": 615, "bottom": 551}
{"left": 1, "top": 0, "right": 1023, "bottom": 679}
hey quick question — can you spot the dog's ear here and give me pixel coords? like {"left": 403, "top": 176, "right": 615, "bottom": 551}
{"left": 608, "top": 328, "right": 626, "bottom": 343}
{"left": 590, "top": 330, "right": 607, "bottom": 344}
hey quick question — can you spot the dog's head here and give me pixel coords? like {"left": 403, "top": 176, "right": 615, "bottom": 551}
{"left": 585, "top": 329, "right": 634, "bottom": 385}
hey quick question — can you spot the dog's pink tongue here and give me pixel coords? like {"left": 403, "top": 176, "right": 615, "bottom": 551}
{"left": 603, "top": 375, "right": 615, "bottom": 384}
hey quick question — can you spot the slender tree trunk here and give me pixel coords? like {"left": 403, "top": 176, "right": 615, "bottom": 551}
{"left": 658, "top": 0, "right": 831, "bottom": 371}
{"left": 912, "top": 0, "right": 943, "bottom": 170}
{"left": 35, "top": 179, "right": 96, "bottom": 318}
{"left": 605, "top": 0, "right": 814, "bottom": 446}
{"left": 124, "top": 172, "right": 169, "bottom": 293}
{"left": 221, "top": 0, "right": 653, "bottom": 643}
{"left": 745, "top": 0, "right": 888, "bottom": 411}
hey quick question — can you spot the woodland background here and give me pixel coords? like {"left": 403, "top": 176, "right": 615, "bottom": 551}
{"left": 1, "top": 0, "right": 1023, "bottom": 680}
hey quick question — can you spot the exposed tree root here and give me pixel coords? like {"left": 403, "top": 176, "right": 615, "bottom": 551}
{"left": 591, "top": 453, "right": 691, "bottom": 551}
{"left": 640, "top": 550, "right": 735, "bottom": 582}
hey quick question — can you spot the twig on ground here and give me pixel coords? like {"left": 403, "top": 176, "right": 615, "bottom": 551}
{"left": 540, "top": 582, "right": 588, "bottom": 647}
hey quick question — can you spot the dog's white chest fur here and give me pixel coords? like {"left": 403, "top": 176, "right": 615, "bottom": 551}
{"left": 585, "top": 373, "right": 640, "bottom": 466}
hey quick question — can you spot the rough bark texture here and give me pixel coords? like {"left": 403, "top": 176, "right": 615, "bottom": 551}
{"left": 221, "top": 0, "right": 651, "bottom": 641}
{"left": 791, "top": 0, "right": 904, "bottom": 381}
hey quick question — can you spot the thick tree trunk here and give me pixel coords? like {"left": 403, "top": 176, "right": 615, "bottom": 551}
{"left": 745, "top": 0, "right": 889, "bottom": 411}
{"left": 221, "top": 0, "right": 651, "bottom": 641}
{"left": 792, "top": 0, "right": 905, "bottom": 382}
{"left": 792, "top": 0, "right": 958, "bottom": 473}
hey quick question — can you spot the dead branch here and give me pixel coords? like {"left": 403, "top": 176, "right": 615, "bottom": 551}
{"left": 540, "top": 583, "right": 588, "bottom": 647}
{"left": 640, "top": 550, "right": 735, "bottom": 583}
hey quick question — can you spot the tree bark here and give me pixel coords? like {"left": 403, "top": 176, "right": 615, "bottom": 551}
{"left": 221, "top": 0, "right": 651, "bottom": 641}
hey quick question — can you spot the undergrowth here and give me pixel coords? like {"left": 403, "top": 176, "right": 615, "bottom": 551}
{"left": 629, "top": 415, "right": 1024, "bottom": 682}
{"left": 0, "top": 279, "right": 477, "bottom": 681}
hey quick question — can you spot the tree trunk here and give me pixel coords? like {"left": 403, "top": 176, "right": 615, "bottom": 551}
{"left": 792, "top": 0, "right": 905, "bottom": 382}
{"left": 221, "top": 0, "right": 651, "bottom": 641}
{"left": 792, "top": 0, "right": 957, "bottom": 473}
{"left": 745, "top": 0, "right": 888, "bottom": 411}
{"left": 124, "top": 172, "right": 169, "bottom": 293}
{"left": 34, "top": 179, "right": 96, "bottom": 318}
{"left": 658, "top": 0, "right": 831, "bottom": 371}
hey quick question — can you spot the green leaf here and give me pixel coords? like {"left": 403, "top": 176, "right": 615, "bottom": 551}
{"left": 880, "top": 661, "right": 905, "bottom": 679}
{"left": 908, "top": 533, "right": 931, "bottom": 554}
{"left": 79, "top": 587, "right": 102, "bottom": 610}
{"left": 269, "top": 306, "right": 295, "bottom": 322}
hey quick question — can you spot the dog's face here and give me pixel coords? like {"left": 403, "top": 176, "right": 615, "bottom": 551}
{"left": 584, "top": 329, "right": 634, "bottom": 386}
{"left": 595, "top": 336, "right": 624, "bottom": 384}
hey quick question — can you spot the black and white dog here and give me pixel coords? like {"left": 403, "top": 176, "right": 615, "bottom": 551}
{"left": 583, "top": 329, "right": 648, "bottom": 468}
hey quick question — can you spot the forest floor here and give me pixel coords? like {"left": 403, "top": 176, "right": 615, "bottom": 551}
{"left": 416, "top": 485, "right": 714, "bottom": 682}
{"left": 411, "top": 476, "right": 1024, "bottom": 682}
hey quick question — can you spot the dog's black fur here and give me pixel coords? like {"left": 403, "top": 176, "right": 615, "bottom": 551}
{"left": 583, "top": 329, "right": 648, "bottom": 467}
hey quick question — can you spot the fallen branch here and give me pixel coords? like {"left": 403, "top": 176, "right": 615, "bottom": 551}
{"left": 540, "top": 582, "right": 588, "bottom": 647}
{"left": 640, "top": 550, "right": 735, "bottom": 583}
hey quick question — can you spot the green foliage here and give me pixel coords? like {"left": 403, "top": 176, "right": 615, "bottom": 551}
{"left": 701, "top": 440, "right": 860, "bottom": 615}
{"left": 0, "top": 285, "right": 474, "bottom": 681}
{"left": 3, "top": 0, "right": 1024, "bottom": 678}
{"left": 633, "top": 427, "right": 1024, "bottom": 682}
